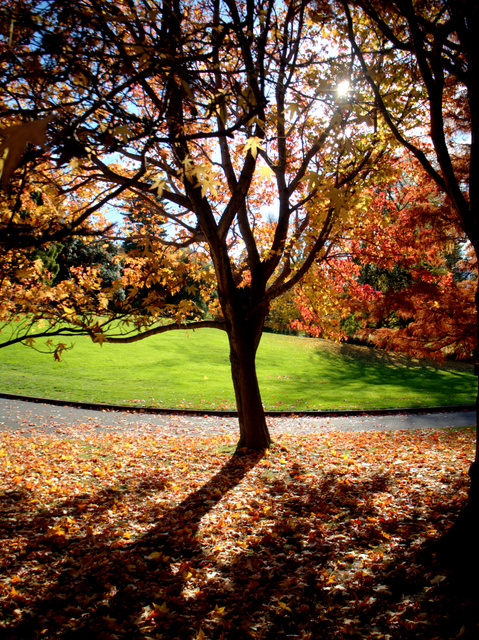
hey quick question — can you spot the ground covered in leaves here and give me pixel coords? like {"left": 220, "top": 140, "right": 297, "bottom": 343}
{"left": 1, "top": 428, "right": 478, "bottom": 639}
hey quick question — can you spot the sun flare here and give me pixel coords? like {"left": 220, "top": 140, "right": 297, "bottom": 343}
{"left": 336, "top": 79, "right": 350, "bottom": 96}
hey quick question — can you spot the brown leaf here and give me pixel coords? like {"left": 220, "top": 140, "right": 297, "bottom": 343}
{"left": 0, "top": 116, "right": 54, "bottom": 188}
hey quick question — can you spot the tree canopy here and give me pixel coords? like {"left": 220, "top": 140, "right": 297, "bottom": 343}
{"left": 1, "top": 0, "right": 476, "bottom": 456}
{"left": 1, "top": 0, "right": 396, "bottom": 449}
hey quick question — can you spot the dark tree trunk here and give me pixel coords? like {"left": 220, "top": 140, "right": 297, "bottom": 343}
{"left": 225, "top": 306, "right": 271, "bottom": 450}
{"left": 439, "top": 285, "right": 479, "bottom": 570}
{"left": 439, "top": 459, "right": 479, "bottom": 575}
{"left": 458, "top": 275, "right": 479, "bottom": 540}
{"left": 229, "top": 345, "right": 270, "bottom": 450}
{"left": 473, "top": 286, "right": 479, "bottom": 505}
{"left": 453, "top": 285, "right": 479, "bottom": 555}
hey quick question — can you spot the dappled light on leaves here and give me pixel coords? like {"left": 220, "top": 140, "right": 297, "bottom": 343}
{"left": 0, "top": 427, "right": 476, "bottom": 639}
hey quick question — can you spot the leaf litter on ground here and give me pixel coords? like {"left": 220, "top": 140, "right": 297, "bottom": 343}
{"left": 0, "top": 427, "right": 478, "bottom": 639}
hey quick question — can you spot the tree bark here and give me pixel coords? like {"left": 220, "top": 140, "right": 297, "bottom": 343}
{"left": 472, "top": 281, "right": 479, "bottom": 511}
{"left": 439, "top": 285, "right": 479, "bottom": 568}
{"left": 226, "top": 310, "right": 271, "bottom": 451}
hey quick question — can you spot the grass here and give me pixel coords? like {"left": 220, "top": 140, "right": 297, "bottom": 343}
{"left": 0, "top": 328, "right": 475, "bottom": 410}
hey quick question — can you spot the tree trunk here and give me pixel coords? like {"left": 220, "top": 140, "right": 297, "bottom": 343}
{"left": 227, "top": 317, "right": 271, "bottom": 451}
{"left": 439, "top": 285, "right": 479, "bottom": 570}
{"left": 460, "top": 283, "right": 479, "bottom": 536}
{"left": 454, "top": 284, "right": 479, "bottom": 554}
{"left": 473, "top": 284, "right": 479, "bottom": 508}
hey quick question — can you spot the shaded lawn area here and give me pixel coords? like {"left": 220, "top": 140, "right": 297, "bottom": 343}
{"left": 0, "top": 428, "right": 478, "bottom": 639}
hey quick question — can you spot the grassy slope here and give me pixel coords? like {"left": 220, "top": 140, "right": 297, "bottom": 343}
{"left": 0, "top": 328, "right": 475, "bottom": 410}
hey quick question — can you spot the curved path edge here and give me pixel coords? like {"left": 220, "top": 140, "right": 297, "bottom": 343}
{"left": 0, "top": 393, "right": 476, "bottom": 437}
{"left": 0, "top": 390, "right": 475, "bottom": 418}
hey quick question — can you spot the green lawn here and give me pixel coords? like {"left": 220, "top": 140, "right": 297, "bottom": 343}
{"left": 0, "top": 328, "right": 475, "bottom": 410}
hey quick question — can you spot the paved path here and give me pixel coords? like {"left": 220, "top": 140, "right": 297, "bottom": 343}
{"left": 0, "top": 397, "right": 475, "bottom": 438}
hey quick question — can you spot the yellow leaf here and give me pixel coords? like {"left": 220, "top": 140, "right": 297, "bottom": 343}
{"left": 213, "top": 605, "right": 226, "bottom": 615}
{"left": 243, "top": 136, "right": 264, "bottom": 159}
{"left": 149, "top": 175, "right": 167, "bottom": 198}
{"left": 198, "top": 174, "right": 221, "bottom": 198}
{"left": 285, "top": 102, "right": 302, "bottom": 118}
{"left": 272, "top": 27, "right": 283, "bottom": 41}
{"left": 278, "top": 600, "right": 292, "bottom": 612}
{"left": 62, "top": 305, "right": 77, "bottom": 317}
{"left": 152, "top": 601, "right": 170, "bottom": 614}
{"left": 51, "top": 525, "right": 66, "bottom": 536}
{"left": 304, "top": 171, "right": 321, "bottom": 192}
{"left": 0, "top": 147, "right": 9, "bottom": 181}
{"left": 257, "top": 164, "right": 275, "bottom": 181}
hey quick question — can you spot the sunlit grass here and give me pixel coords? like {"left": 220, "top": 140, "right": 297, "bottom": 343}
{"left": 0, "top": 328, "right": 475, "bottom": 410}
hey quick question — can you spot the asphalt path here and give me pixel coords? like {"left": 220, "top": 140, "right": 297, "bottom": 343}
{"left": 0, "top": 396, "right": 476, "bottom": 439}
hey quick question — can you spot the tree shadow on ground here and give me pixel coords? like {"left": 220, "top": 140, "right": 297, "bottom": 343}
{"left": 2, "top": 450, "right": 263, "bottom": 639}
{"left": 303, "top": 342, "right": 474, "bottom": 404}
{"left": 331, "top": 341, "right": 472, "bottom": 370}
{"left": 2, "top": 452, "right": 478, "bottom": 639}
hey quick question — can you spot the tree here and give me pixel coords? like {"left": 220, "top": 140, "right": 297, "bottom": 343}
{"left": 264, "top": 288, "right": 302, "bottom": 335}
{"left": 339, "top": 0, "right": 479, "bottom": 550}
{"left": 53, "top": 237, "right": 121, "bottom": 287}
{"left": 0, "top": 0, "right": 393, "bottom": 449}
{"left": 294, "top": 156, "right": 477, "bottom": 360}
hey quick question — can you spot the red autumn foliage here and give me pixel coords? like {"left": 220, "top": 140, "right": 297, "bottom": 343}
{"left": 293, "top": 159, "right": 477, "bottom": 360}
